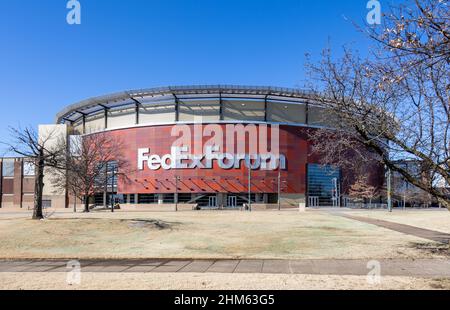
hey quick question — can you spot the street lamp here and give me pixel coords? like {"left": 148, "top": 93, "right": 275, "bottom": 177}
{"left": 110, "top": 163, "right": 116, "bottom": 213}
{"left": 248, "top": 163, "right": 252, "bottom": 212}
{"left": 332, "top": 177, "right": 340, "bottom": 208}
{"left": 175, "top": 176, "right": 180, "bottom": 212}
{"left": 278, "top": 169, "right": 281, "bottom": 211}
{"left": 385, "top": 165, "right": 392, "bottom": 212}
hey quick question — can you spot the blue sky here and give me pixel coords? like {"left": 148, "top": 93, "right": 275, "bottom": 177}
{"left": 0, "top": 0, "right": 389, "bottom": 144}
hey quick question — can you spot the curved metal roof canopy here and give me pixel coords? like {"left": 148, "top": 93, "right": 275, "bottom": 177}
{"left": 56, "top": 85, "right": 317, "bottom": 124}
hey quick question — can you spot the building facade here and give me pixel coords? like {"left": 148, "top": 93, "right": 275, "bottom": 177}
{"left": 0, "top": 158, "right": 36, "bottom": 209}
{"left": 1, "top": 86, "right": 385, "bottom": 210}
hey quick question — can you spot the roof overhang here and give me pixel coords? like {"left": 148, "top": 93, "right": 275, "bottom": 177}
{"left": 55, "top": 85, "right": 317, "bottom": 124}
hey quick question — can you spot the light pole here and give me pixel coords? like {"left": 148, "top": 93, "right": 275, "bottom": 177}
{"left": 248, "top": 163, "right": 252, "bottom": 212}
{"left": 103, "top": 162, "right": 108, "bottom": 209}
{"left": 385, "top": 165, "right": 392, "bottom": 212}
{"left": 175, "top": 176, "right": 179, "bottom": 212}
{"left": 110, "top": 163, "right": 115, "bottom": 213}
{"left": 332, "top": 177, "right": 340, "bottom": 208}
{"left": 278, "top": 169, "right": 281, "bottom": 211}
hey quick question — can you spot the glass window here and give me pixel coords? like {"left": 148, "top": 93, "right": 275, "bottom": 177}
{"left": 69, "top": 135, "right": 83, "bottom": 156}
{"left": 129, "top": 194, "right": 135, "bottom": 204}
{"left": 2, "top": 159, "right": 15, "bottom": 177}
{"left": 138, "top": 194, "right": 157, "bottom": 204}
{"left": 94, "top": 161, "right": 118, "bottom": 190}
{"left": 163, "top": 194, "right": 175, "bottom": 203}
{"left": 23, "top": 161, "right": 35, "bottom": 176}
{"left": 177, "top": 193, "right": 192, "bottom": 203}
{"left": 307, "top": 164, "right": 341, "bottom": 207}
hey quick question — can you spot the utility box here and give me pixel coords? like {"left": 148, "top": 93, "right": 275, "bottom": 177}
{"left": 299, "top": 203, "right": 306, "bottom": 213}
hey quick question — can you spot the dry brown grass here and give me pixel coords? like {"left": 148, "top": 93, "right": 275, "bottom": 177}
{"left": 1, "top": 272, "right": 449, "bottom": 290}
{"left": 0, "top": 211, "right": 443, "bottom": 260}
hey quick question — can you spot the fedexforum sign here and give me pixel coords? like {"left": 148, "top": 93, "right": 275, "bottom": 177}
{"left": 138, "top": 146, "right": 287, "bottom": 171}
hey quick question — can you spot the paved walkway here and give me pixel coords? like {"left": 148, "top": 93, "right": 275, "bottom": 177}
{"left": 0, "top": 259, "right": 449, "bottom": 277}
{"left": 340, "top": 214, "right": 450, "bottom": 244}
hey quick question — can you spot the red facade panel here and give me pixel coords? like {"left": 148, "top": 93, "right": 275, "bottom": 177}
{"left": 105, "top": 124, "right": 311, "bottom": 195}
{"left": 97, "top": 124, "right": 384, "bottom": 195}
{"left": 2, "top": 179, "right": 14, "bottom": 195}
{"left": 22, "top": 178, "right": 35, "bottom": 194}
{"left": 13, "top": 161, "right": 23, "bottom": 207}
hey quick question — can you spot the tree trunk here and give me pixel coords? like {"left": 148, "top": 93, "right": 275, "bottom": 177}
{"left": 73, "top": 191, "right": 77, "bottom": 213}
{"left": 439, "top": 199, "right": 450, "bottom": 212}
{"left": 32, "top": 155, "right": 45, "bottom": 220}
{"left": 84, "top": 195, "right": 90, "bottom": 213}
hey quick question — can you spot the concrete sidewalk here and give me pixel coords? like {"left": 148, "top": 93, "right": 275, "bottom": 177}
{"left": 1, "top": 259, "right": 449, "bottom": 278}
{"left": 340, "top": 214, "right": 450, "bottom": 244}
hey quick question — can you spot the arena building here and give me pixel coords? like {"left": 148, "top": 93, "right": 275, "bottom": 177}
{"left": 0, "top": 86, "right": 385, "bottom": 210}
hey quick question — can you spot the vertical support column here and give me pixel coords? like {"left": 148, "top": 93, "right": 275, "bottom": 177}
{"left": 76, "top": 112, "right": 87, "bottom": 134}
{"left": 158, "top": 194, "right": 164, "bottom": 205}
{"left": 13, "top": 159, "right": 23, "bottom": 208}
{"left": 134, "top": 193, "right": 139, "bottom": 205}
{"left": 217, "top": 193, "right": 225, "bottom": 209}
{"left": 219, "top": 93, "right": 224, "bottom": 121}
{"left": 264, "top": 94, "right": 269, "bottom": 122}
{"left": 135, "top": 103, "right": 140, "bottom": 125}
{"left": 305, "top": 101, "right": 310, "bottom": 125}
{"left": 104, "top": 108, "right": 108, "bottom": 129}
{"left": 82, "top": 114, "right": 86, "bottom": 134}
{"left": 174, "top": 96, "right": 180, "bottom": 122}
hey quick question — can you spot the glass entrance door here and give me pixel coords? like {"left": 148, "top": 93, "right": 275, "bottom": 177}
{"left": 309, "top": 196, "right": 319, "bottom": 208}
{"left": 208, "top": 196, "right": 217, "bottom": 208}
{"left": 227, "top": 196, "right": 237, "bottom": 208}
{"left": 307, "top": 164, "right": 342, "bottom": 207}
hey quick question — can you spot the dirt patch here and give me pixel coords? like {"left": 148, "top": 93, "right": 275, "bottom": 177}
{"left": 412, "top": 242, "right": 450, "bottom": 257}
{"left": 0, "top": 272, "right": 448, "bottom": 290}
{"left": 126, "top": 219, "right": 172, "bottom": 230}
{"left": 429, "top": 278, "right": 450, "bottom": 289}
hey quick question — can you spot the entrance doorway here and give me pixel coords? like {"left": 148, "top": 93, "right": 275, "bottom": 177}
{"left": 227, "top": 196, "right": 237, "bottom": 208}
{"left": 208, "top": 196, "right": 217, "bottom": 208}
{"left": 309, "top": 196, "right": 319, "bottom": 208}
{"left": 307, "top": 164, "right": 342, "bottom": 207}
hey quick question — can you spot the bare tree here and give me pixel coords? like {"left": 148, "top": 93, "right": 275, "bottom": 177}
{"left": 51, "top": 133, "right": 129, "bottom": 213}
{"left": 348, "top": 176, "right": 379, "bottom": 208}
{"left": 2, "top": 127, "right": 66, "bottom": 220}
{"left": 395, "top": 185, "right": 433, "bottom": 208}
{"left": 306, "top": 0, "right": 449, "bottom": 210}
